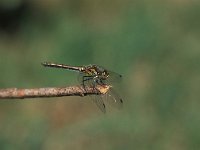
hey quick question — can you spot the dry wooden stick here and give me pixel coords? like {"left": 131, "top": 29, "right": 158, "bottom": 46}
{"left": 0, "top": 85, "right": 111, "bottom": 99}
{"left": 0, "top": 86, "right": 95, "bottom": 99}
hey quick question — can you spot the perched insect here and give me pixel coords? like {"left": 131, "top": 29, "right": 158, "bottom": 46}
{"left": 42, "top": 62, "right": 123, "bottom": 113}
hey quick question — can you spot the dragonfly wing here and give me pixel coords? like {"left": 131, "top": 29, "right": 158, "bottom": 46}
{"left": 91, "top": 95, "right": 106, "bottom": 113}
{"left": 105, "top": 88, "right": 123, "bottom": 109}
{"left": 106, "top": 71, "right": 122, "bottom": 86}
{"left": 78, "top": 73, "right": 106, "bottom": 113}
{"left": 77, "top": 73, "right": 84, "bottom": 86}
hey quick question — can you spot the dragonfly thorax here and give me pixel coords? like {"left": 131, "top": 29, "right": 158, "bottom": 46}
{"left": 83, "top": 65, "right": 109, "bottom": 80}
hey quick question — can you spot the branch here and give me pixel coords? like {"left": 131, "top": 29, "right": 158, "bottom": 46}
{"left": 0, "top": 85, "right": 110, "bottom": 99}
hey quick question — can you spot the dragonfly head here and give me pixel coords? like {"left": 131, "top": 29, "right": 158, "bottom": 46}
{"left": 101, "top": 70, "right": 109, "bottom": 79}
{"left": 92, "top": 65, "right": 109, "bottom": 79}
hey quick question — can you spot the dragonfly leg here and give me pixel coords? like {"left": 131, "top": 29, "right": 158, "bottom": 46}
{"left": 82, "top": 76, "right": 95, "bottom": 90}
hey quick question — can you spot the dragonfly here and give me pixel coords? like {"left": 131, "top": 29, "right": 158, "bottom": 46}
{"left": 42, "top": 62, "right": 123, "bottom": 113}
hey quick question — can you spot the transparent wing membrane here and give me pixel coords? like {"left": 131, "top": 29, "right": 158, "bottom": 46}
{"left": 105, "top": 88, "right": 123, "bottom": 109}
{"left": 91, "top": 95, "right": 106, "bottom": 113}
{"left": 106, "top": 71, "right": 122, "bottom": 85}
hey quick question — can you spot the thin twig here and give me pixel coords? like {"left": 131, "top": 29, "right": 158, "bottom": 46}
{"left": 0, "top": 86, "right": 103, "bottom": 99}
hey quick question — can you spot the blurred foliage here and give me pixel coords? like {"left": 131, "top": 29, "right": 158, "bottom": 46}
{"left": 0, "top": 0, "right": 200, "bottom": 150}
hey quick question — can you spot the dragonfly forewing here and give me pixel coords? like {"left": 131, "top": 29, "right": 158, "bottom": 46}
{"left": 106, "top": 71, "right": 122, "bottom": 85}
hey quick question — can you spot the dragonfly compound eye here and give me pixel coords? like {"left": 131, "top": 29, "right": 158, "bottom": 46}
{"left": 103, "top": 70, "right": 109, "bottom": 78}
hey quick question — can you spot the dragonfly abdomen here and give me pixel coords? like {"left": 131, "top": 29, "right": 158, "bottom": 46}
{"left": 42, "top": 62, "right": 81, "bottom": 71}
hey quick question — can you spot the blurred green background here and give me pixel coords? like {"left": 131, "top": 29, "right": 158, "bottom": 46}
{"left": 0, "top": 0, "right": 200, "bottom": 149}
